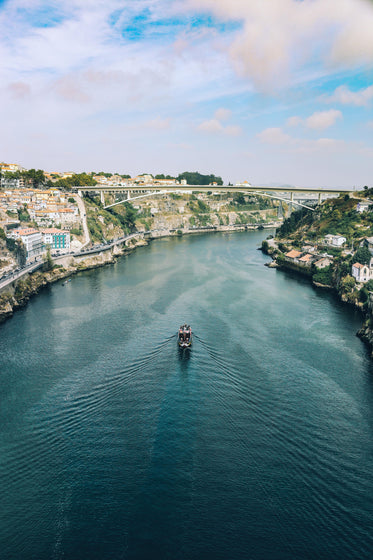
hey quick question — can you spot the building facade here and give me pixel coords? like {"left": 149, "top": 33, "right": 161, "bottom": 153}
{"left": 41, "top": 228, "right": 70, "bottom": 251}
{"left": 8, "top": 228, "right": 44, "bottom": 260}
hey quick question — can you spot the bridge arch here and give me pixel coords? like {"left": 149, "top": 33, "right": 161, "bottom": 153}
{"left": 102, "top": 189, "right": 315, "bottom": 211}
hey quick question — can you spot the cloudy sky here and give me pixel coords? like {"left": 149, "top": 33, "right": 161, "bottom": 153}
{"left": 1, "top": 0, "right": 373, "bottom": 187}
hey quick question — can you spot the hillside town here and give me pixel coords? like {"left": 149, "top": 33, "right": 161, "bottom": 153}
{"left": 0, "top": 161, "right": 278, "bottom": 276}
{"left": 2, "top": 160, "right": 373, "bottom": 297}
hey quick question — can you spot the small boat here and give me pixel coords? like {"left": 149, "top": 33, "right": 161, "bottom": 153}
{"left": 178, "top": 324, "right": 192, "bottom": 348}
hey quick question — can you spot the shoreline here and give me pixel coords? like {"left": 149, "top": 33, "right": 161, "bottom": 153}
{"left": 0, "top": 224, "right": 275, "bottom": 326}
{"left": 0, "top": 237, "right": 145, "bottom": 325}
{"left": 263, "top": 247, "right": 373, "bottom": 356}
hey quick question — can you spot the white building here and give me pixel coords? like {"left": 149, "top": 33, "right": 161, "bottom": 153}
{"left": 352, "top": 263, "right": 371, "bottom": 283}
{"left": 8, "top": 228, "right": 44, "bottom": 260}
{"left": 41, "top": 228, "right": 70, "bottom": 251}
{"left": 351, "top": 257, "right": 373, "bottom": 283}
{"left": 324, "top": 234, "right": 346, "bottom": 247}
{"left": 314, "top": 257, "right": 332, "bottom": 269}
{"left": 58, "top": 208, "right": 79, "bottom": 226}
{"left": 357, "top": 201, "right": 372, "bottom": 213}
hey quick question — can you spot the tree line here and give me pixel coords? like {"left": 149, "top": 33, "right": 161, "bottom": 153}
{"left": 1, "top": 168, "right": 224, "bottom": 188}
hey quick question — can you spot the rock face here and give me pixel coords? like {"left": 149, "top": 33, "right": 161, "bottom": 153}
{"left": 0, "top": 300, "right": 13, "bottom": 323}
{"left": 356, "top": 293, "right": 373, "bottom": 356}
{"left": 357, "top": 323, "right": 373, "bottom": 355}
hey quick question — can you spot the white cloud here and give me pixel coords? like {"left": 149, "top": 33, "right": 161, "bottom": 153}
{"left": 7, "top": 82, "right": 31, "bottom": 99}
{"left": 286, "top": 116, "right": 302, "bottom": 127}
{"left": 214, "top": 107, "right": 232, "bottom": 121}
{"left": 257, "top": 128, "right": 291, "bottom": 145}
{"left": 305, "top": 109, "right": 342, "bottom": 130}
{"left": 143, "top": 117, "right": 171, "bottom": 130}
{"left": 198, "top": 107, "right": 241, "bottom": 136}
{"left": 198, "top": 118, "right": 241, "bottom": 136}
{"left": 198, "top": 119, "right": 224, "bottom": 133}
{"left": 257, "top": 126, "right": 345, "bottom": 153}
{"left": 295, "top": 138, "right": 346, "bottom": 154}
{"left": 188, "top": 0, "right": 373, "bottom": 88}
{"left": 325, "top": 85, "right": 373, "bottom": 107}
{"left": 224, "top": 125, "right": 242, "bottom": 136}
{"left": 286, "top": 110, "right": 342, "bottom": 130}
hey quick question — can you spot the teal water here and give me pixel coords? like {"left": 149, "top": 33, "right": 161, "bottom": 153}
{"left": 0, "top": 231, "right": 372, "bottom": 560}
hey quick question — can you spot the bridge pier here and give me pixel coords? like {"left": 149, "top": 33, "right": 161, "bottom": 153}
{"left": 100, "top": 191, "right": 105, "bottom": 205}
{"left": 289, "top": 192, "right": 294, "bottom": 215}
{"left": 318, "top": 192, "right": 322, "bottom": 205}
{"left": 127, "top": 191, "right": 131, "bottom": 200}
{"left": 277, "top": 201, "right": 284, "bottom": 219}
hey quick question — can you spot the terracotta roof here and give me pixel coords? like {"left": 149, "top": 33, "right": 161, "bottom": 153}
{"left": 41, "top": 228, "right": 69, "bottom": 234}
{"left": 314, "top": 257, "right": 330, "bottom": 265}
{"left": 353, "top": 262, "right": 365, "bottom": 269}
{"left": 13, "top": 228, "right": 39, "bottom": 236}
{"left": 299, "top": 253, "right": 313, "bottom": 262}
{"left": 285, "top": 250, "right": 302, "bottom": 258}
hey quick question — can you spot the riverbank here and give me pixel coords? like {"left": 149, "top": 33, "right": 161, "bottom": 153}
{"left": 262, "top": 236, "right": 373, "bottom": 355}
{"left": 0, "top": 224, "right": 276, "bottom": 326}
{"left": 0, "top": 237, "right": 147, "bottom": 324}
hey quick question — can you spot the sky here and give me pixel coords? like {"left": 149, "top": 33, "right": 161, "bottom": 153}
{"left": 1, "top": 0, "right": 373, "bottom": 187}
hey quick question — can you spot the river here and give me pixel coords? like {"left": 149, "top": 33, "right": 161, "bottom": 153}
{"left": 1, "top": 231, "right": 372, "bottom": 560}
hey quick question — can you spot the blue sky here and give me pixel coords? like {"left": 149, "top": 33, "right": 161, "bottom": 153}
{"left": 1, "top": 0, "right": 373, "bottom": 187}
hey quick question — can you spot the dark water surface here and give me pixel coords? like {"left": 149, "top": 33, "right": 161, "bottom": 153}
{"left": 1, "top": 231, "right": 373, "bottom": 560}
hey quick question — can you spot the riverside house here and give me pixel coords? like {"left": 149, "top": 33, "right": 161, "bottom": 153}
{"left": 356, "top": 201, "right": 372, "bottom": 213}
{"left": 351, "top": 257, "right": 373, "bottom": 283}
{"left": 8, "top": 228, "right": 44, "bottom": 260}
{"left": 284, "top": 249, "right": 303, "bottom": 262}
{"left": 352, "top": 263, "right": 371, "bottom": 283}
{"left": 314, "top": 256, "right": 333, "bottom": 269}
{"left": 324, "top": 234, "right": 346, "bottom": 247}
{"left": 41, "top": 228, "right": 70, "bottom": 252}
{"left": 298, "top": 253, "right": 314, "bottom": 267}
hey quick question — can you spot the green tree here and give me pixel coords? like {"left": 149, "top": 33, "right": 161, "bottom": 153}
{"left": 24, "top": 169, "right": 45, "bottom": 187}
{"left": 366, "top": 279, "right": 373, "bottom": 291}
{"left": 18, "top": 204, "right": 30, "bottom": 222}
{"left": 53, "top": 173, "right": 97, "bottom": 191}
{"left": 313, "top": 266, "right": 333, "bottom": 285}
{"left": 43, "top": 246, "right": 54, "bottom": 271}
{"left": 340, "top": 275, "right": 356, "bottom": 292}
{"left": 353, "top": 246, "right": 371, "bottom": 265}
{"left": 261, "top": 240, "right": 269, "bottom": 254}
{"left": 359, "top": 286, "right": 369, "bottom": 302}
{"left": 177, "top": 171, "right": 223, "bottom": 185}
{"left": 234, "top": 193, "right": 246, "bottom": 205}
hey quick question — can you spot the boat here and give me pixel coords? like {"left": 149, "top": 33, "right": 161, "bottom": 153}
{"left": 178, "top": 324, "right": 192, "bottom": 348}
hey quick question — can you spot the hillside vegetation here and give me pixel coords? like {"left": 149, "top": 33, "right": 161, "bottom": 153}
{"left": 270, "top": 194, "right": 373, "bottom": 307}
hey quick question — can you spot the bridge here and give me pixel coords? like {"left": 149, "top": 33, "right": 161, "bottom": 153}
{"left": 73, "top": 183, "right": 352, "bottom": 212}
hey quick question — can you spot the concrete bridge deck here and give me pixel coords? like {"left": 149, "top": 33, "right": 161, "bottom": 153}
{"left": 74, "top": 183, "right": 351, "bottom": 195}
